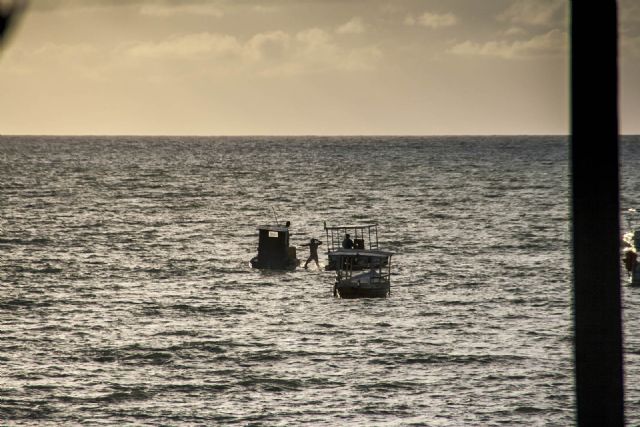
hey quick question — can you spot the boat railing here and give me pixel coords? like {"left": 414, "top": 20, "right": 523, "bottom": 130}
{"left": 323, "top": 222, "right": 379, "bottom": 252}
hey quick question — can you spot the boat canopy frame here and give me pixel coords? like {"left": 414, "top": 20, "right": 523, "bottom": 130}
{"left": 323, "top": 222, "right": 379, "bottom": 253}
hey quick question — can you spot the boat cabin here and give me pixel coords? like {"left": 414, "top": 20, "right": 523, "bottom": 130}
{"left": 333, "top": 249, "right": 394, "bottom": 298}
{"left": 250, "top": 225, "right": 299, "bottom": 270}
{"left": 323, "top": 222, "right": 382, "bottom": 270}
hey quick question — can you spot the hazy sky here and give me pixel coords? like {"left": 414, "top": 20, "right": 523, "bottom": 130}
{"left": 0, "top": 0, "right": 638, "bottom": 135}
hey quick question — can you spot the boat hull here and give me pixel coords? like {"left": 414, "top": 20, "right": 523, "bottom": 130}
{"left": 335, "top": 282, "right": 390, "bottom": 298}
{"left": 250, "top": 256, "right": 299, "bottom": 270}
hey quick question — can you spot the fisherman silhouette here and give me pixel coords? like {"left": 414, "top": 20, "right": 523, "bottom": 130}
{"left": 342, "top": 234, "right": 354, "bottom": 249}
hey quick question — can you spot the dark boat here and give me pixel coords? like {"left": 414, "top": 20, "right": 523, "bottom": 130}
{"left": 250, "top": 225, "right": 299, "bottom": 270}
{"left": 333, "top": 249, "right": 394, "bottom": 298}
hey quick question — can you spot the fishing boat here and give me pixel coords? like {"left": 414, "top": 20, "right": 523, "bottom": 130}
{"left": 323, "top": 222, "right": 385, "bottom": 271}
{"left": 333, "top": 249, "right": 394, "bottom": 298}
{"left": 250, "top": 224, "right": 299, "bottom": 270}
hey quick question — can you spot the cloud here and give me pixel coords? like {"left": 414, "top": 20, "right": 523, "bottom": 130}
{"left": 245, "top": 30, "right": 291, "bottom": 61}
{"left": 288, "top": 27, "right": 381, "bottom": 74}
{"left": 139, "top": 3, "right": 224, "bottom": 17}
{"left": 2, "top": 41, "right": 109, "bottom": 80}
{"left": 336, "top": 17, "right": 365, "bottom": 34}
{"left": 498, "top": 0, "right": 564, "bottom": 26}
{"left": 126, "top": 33, "right": 241, "bottom": 58}
{"left": 404, "top": 11, "right": 457, "bottom": 29}
{"left": 122, "top": 28, "right": 382, "bottom": 76}
{"left": 296, "top": 27, "right": 331, "bottom": 47}
{"left": 251, "top": 4, "right": 279, "bottom": 14}
{"left": 504, "top": 27, "right": 527, "bottom": 37}
{"left": 33, "top": 41, "right": 98, "bottom": 57}
{"left": 450, "top": 29, "right": 566, "bottom": 59}
{"left": 340, "top": 45, "right": 382, "bottom": 71}
{"left": 403, "top": 15, "right": 415, "bottom": 26}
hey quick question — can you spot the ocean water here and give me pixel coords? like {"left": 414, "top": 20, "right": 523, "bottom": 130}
{"left": 1, "top": 135, "right": 639, "bottom": 425}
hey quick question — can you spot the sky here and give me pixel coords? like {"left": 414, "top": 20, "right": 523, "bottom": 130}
{"left": 0, "top": 0, "right": 638, "bottom": 135}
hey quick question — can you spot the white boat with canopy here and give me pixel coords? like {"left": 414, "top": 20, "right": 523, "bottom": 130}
{"left": 332, "top": 249, "right": 394, "bottom": 298}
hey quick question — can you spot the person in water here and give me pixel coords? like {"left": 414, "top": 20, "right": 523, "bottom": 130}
{"left": 302, "top": 238, "right": 322, "bottom": 269}
{"left": 342, "top": 233, "right": 354, "bottom": 249}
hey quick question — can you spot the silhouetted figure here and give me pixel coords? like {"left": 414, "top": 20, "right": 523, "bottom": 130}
{"left": 623, "top": 248, "right": 637, "bottom": 278}
{"left": 302, "top": 238, "right": 322, "bottom": 269}
{"left": 342, "top": 234, "right": 353, "bottom": 249}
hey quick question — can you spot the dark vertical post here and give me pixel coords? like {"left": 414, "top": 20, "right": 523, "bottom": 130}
{"left": 325, "top": 223, "right": 330, "bottom": 253}
{"left": 571, "top": 1, "right": 624, "bottom": 425}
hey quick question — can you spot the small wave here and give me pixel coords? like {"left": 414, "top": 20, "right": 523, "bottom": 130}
{"left": 67, "top": 222, "right": 104, "bottom": 229}
{"left": 370, "top": 353, "right": 528, "bottom": 366}
{"left": 0, "top": 298, "right": 52, "bottom": 309}
{"left": 122, "top": 351, "right": 173, "bottom": 366}
{"left": 165, "top": 340, "right": 227, "bottom": 354}
{"left": 153, "top": 329, "right": 200, "bottom": 337}
{"left": 315, "top": 323, "right": 336, "bottom": 328}
{"left": 245, "top": 350, "right": 285, "bottom": 362}
{"left": 154, "top": 383, "right": 231, "bottom": 394}
{"left": 375, "top": 322, "right": 392, "bottom": 327}
{"left": 24, "top": 384, "right": 58, "bottom": 390}
{"left": 237, "top": 377, "right": 303, "bottom": 392}
{"left": 90, "top": 388, "right": 152, "bottom": 403}
{"left": 0, "top": 237, "right": 50, "bottom": 246}
{"left": 168, "top": 303, "right": 245, "bottom": 316}
{"left": 13, "top": 265, "right": 62, "bottom": 274}
{"left": 355, "top": 381, "right": 421, "bottom": 392}
{"left": 0, "top": 400, "right": 57, "bottom": 420}
{"left": 0, "top": 298, "right": 35, "bottom": 308}
{"left": 514, "top": 406, "right": 546, "bottom": 414}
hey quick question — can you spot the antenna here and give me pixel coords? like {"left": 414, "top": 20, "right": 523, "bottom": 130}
{"left": 271, "top": 207, "right": 279, "bottom": 226}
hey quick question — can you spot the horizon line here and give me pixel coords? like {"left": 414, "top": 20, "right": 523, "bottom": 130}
{"left": 1, "top": 133, "right": 574, "bottom": 137}
{"left": 1, "top": 133, "right": 639, "bottom": 137}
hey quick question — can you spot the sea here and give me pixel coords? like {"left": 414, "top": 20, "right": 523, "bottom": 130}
{"left": 1, "top": 135, "right": 640, "bottom": 426}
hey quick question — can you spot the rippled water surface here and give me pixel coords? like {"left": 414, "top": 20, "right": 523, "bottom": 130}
{"left": 2, "top": 135, "right": 640, "bottom": 425}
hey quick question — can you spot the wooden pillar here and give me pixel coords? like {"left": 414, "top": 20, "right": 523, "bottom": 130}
{"left": 571, "top": 1, "right": 624, "bottom": 425}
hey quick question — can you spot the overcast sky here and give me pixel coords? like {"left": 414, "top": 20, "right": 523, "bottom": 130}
{"left": 0, "top": 0, "right": 638, "bottom": 135}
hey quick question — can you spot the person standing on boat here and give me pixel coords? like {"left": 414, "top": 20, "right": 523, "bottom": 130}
{"left": 342, "top": 234, "right": 354, "bottom": 249}
{"left": 302, "top": 238, "right": 322, "bottom": 269}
